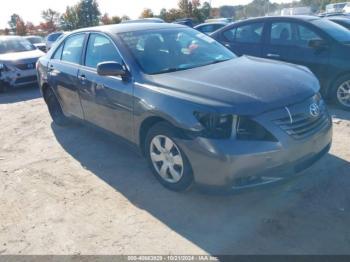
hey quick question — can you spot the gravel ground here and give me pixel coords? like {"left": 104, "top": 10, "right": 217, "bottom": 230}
{"left": 0, "top": 86, "right": 349, "bottom": 255}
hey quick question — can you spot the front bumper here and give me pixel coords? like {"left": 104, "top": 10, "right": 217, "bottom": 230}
{"left": 176, "top": 102, "right": 333, "bottom": 191}
{"left": 1, "top": 69, "right": 38, "bottom": 88}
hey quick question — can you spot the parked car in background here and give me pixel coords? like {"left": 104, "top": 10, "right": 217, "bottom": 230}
{"left": 326, "top": 16, "right": 350, "bottom": 29}
{"left": 212, "top": 16, "right": 350, "bottom": 110}
{"left": 0, "top": 36, "right": 44, "bottom": 92}
{"left": 173, "top": 18, "right": 194, "bottom": 27}
{"left": 194, "top": 22, "right": 228, "bottom": 34}
{"left": 205, "top": 18, "right": 233, "bottom": 23}
{"left": 37, "top": 23, "right": 332, "bottom": 192}
{"left": 46, "top": 32, "right": 64, "bottom": 51}
{"left": 122, "top": 18, "right": 165, "bottom": 24}
{"left": 25, "top": 35, "right": 46, "bottom": 52}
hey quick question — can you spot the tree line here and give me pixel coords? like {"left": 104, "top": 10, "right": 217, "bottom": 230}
{"left": 0, "top": 0, "right": 347, "bottom": 36}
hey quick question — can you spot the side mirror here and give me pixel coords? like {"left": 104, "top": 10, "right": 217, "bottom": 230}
{"left": 308, "top": 39, "right": 328, "bottom": 49}
{"left": 97, "top": 62, "right": 127, "bottom": 77}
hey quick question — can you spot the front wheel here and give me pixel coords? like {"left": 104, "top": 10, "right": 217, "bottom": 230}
{"left": 331, "top": 75, "right": 350, "bottom": 111}
{"left": 44, "top": 88, "right": 71, "bottom": 126}
{"left": 145, "top": 122, "right": 194, "bottom": 192}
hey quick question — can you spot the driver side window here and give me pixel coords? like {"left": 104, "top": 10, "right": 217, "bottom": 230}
{"left": 85, "top": 33, "right": 122, "bottom": 69}
{"left": 295, "top": 24, "right": 323, "bottom": 47}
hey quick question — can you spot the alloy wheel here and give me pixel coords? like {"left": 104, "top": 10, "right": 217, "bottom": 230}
{"left": 337, "top": 80, "right": 350, "bottom": 108}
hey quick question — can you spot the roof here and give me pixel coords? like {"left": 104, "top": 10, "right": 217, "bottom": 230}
{"left": 327, "top": 16, "right": 350, "bottom": 21}
{"left": 194, "top": 22, "right": 228, "bottom": 28}
{"left": 0, "top": 35, "right": 23, "bottom": 40}
{"left": 236, "top": 15, "right": 321, "bottom": 23}
{"left": 74, "top": 23, "right": 185, "bottom": 34}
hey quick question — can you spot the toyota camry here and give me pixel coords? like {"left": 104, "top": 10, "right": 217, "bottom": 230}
{"left": 36, "top": 23, "right": 332, "bottom": 192}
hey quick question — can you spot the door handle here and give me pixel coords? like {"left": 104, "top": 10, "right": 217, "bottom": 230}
{"left": 266, "top": 53, "right": 281, "bottom": 58}
{"left": 78, "top": 74, "right": 86, "bottom": 81}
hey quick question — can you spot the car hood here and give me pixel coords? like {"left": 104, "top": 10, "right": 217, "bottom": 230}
{"left": 144, "top": 56, "right": 319, "bottom": 115}
{"left": 0, "top": 49, "right": 44, "bottom": 64}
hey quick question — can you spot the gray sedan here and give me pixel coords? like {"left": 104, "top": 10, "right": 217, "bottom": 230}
{"left": 36, "top": 23, "right": 332, "bottom": 192}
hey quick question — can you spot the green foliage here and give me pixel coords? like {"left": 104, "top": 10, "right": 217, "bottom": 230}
{"left": 60, "top": 0, "right": 101, "bottom": 30}
{"left": 140, "top": 8, "right": 154, "bottom": 18}
{"left": 8, "top": 14, "right": 20, "bottom": 32}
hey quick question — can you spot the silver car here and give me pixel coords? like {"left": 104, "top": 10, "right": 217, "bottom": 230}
{"left": 0, "top": 36, "right": 44, "bottom": 92}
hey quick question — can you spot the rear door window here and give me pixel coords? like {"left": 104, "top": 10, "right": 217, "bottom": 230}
{"left": 223, "top": 23, "right": 264, "bottom": 43}
{"left": 270, "top": 22, "right": 294, "bottom": 45}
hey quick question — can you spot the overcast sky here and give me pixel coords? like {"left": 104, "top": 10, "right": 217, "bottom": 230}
{"left": 0, "top": 0, "right": 293, "bottom": 28}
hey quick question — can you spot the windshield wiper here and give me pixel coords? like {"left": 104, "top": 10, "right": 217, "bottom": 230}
{"left": 204, "top": 58, "right": 231, "bottom": 66}
{"left": 155, "top": 67, "right": 189, "bottom": 74}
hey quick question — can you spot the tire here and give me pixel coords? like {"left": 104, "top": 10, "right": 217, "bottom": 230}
{"left": 145, "top": 122, "right": 194, "bottom": 192}
{"left": 330, "top": 74, "right": 350, "bottom": 111}
{"left": 44, "top": 88, "right": 71, "bottom": 126}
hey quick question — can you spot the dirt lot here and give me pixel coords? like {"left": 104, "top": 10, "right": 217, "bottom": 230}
{"left": 0, "top": 86, "right": 349, "bottom": 255}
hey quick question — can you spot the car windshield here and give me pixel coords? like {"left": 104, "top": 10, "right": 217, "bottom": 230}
{"left": 0, "top": 38, "right": 36, "bottom": 54}
{"left": 119, "top": 28, "right": 236, "bottom": 74}
{"left": 26, "top": 36, "right": 44, "bottom": 44}
{"left": 312, "top": 19, "right": 350, "bottom": 43}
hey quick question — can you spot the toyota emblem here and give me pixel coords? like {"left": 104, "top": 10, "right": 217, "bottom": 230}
{"left": 309, "top": 103, "right": 320, "bottom": 117}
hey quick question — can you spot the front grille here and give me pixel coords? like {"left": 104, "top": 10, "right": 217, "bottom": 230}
{"left": 274, "top": 108, "right": 330, "bottom": 139}
{"left": 15, "top": 75, "right": 37, "bottom": 84}
{"left": 15, "top": 62, "right": 36, "bottom": 71}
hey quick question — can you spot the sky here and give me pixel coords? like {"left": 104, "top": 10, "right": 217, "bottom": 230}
{"left": 0, "top": 0, "right": 293, "bottom": 29}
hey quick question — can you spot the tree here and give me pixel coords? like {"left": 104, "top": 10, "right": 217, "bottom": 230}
{"left": 178, "top": 0, "right": 191, "bottom": 17}
{"left": 26, "top": 22, "right": 35, "bottom": 34}
{"left": 41, "top": 8, "right": 60, "bottom": 32}
{"left": 8, "top": 14, "right": 27, "bottom": 35}
{"left": 121, "top": 15, "right": 130, "bottom": 21}
{"left": 201, "top": 2, "right": 211, "bottom": 20}
{"left": 166, "top": 8, "right": 183, "bottom": 21}
{"left": 101, "top": 13, "right": 112, "bottom": 24}
{"left": 60, "top": 0, "right": 101, "bottom": 30}
{"left": 60, "top": 6, "right": 80, "bottom": 30}
{"left": 8, "top": 14, "right": 20, "bottom": 33}
{"left": 111, "top": 16, "right": 122, "bottom": 24}
{"left": 219, "top": 6, "right": 235, "bottom": 18}
{"left": 16, "top": 17, "right": 27, "bottom": 35}
{"left": 140, "top": 8, "right": 154, "bottom": 18}
{"left": 77, "top": 0, "right": 101, "bottom": 28}
{"left": 101, "top": 13, "right": 121, "bottom": 24}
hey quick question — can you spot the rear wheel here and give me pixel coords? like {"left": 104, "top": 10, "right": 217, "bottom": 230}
{"left": 145, "top": 122, "right": 194, "bottom": 192}
{"left": 331, "top": 75, "right": 350, "bottom": 111}
{"left": 44, "top": 88, "right": 71, "bottom": 126}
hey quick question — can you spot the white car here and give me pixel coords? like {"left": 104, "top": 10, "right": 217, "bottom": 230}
{"left": 0, "top": 36, "right": 44, "bottom": 92}
{"left": 45, "top": 32, "right": 64, "bottom": 51}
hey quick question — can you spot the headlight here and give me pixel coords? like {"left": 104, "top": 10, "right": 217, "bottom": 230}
{"left": 194, "top": 112, "right": 237, "bottom": 139}
{"left": 194, "top": 112, "right": 277, "bottom": 141}
{"left": 0, "top": 63, "right": 13, "bottom": 72}
{"left": 236, "top": 117, "right": 277, "bottom": 141}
